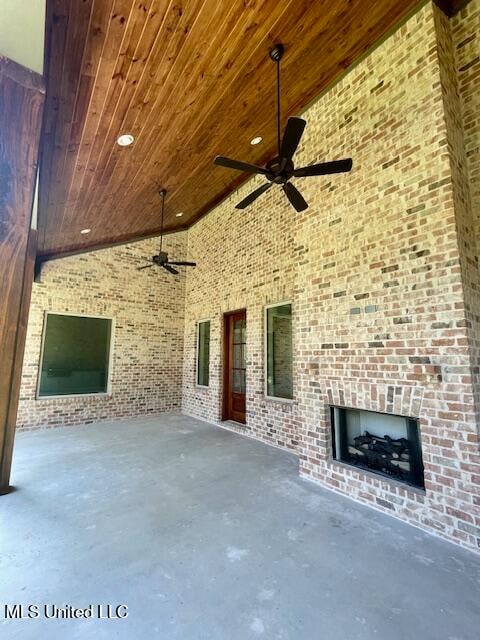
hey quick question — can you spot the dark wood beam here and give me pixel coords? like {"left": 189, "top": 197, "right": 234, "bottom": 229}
{"left": 0, "top": 57, "right": 45, "bottom": 494}
{"left": 37, "top": 221, "right": 189, "bottom": 264}
{"left": 434, "top": 0, "right": 472, "bottom": 17}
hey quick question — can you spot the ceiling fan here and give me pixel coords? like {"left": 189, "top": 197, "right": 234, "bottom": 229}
{"left": 214, "top": 43, "right": 353, "bottom": 212}
{"left": 137, "top": 188, "right": 196, "bottom": 275}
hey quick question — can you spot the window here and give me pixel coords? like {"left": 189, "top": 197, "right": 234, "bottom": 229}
{"left": 38, "top": 313, "right": 113, "bottom": 398}
{"left": 265, "top": 303, "right": 293, "bottom": 400}
{"left": 197, "top": 320, "right": 210, "bottom": 387}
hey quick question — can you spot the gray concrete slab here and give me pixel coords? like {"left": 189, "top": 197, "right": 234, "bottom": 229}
{"left": 0, "top": 414, "right": 479, "bottom": 640}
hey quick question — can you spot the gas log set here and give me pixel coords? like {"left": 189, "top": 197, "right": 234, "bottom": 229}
{"left": 331, "top": 408, "right": 425, "bottom": 488}
{"left": 348, "top": 432, "right": 412, "bottom": 482}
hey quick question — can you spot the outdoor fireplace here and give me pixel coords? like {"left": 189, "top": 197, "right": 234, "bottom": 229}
{"left": 330, "top": 407, "right": 424, "bottom": 489}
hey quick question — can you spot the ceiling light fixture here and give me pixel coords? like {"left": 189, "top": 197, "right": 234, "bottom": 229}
{"left": 176, "top": 212, "right": 183, "bottom": 217}
{"left": 250, "top": 136, "right": 262, "bottom": 145}
{"left": 80, "top": 228, "right": 91, "bottom": 234}
{"left": 117, "top": 133, "right": 134, "bottom": 147}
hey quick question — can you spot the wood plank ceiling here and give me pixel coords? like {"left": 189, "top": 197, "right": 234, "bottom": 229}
{"left": 39, "top": 0, "right": 433, "bottom": 259}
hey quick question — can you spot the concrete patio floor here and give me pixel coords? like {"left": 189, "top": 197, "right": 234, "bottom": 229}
{"left": 1, "top": 414, "right": 479, "bottom": 640}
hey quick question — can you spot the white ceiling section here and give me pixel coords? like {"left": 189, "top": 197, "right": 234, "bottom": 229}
{"left": 0, "top": 0, "right": 46, "bottom": 74}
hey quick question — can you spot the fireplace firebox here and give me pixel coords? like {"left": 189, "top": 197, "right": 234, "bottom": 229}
{"left": 330, "top": 407, "right": 424, "bottom": 489}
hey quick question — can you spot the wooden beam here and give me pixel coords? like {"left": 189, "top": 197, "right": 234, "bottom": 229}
{"left": 0, "top": 231, "right": 38, "bottom": 493}
{"left": 37, "top": 221, "right": 189, "bottom": 263}
{"left": 0, "top": 57, "right": 45, "bottom": 494}
{"left": 433, "top": 0, "right": 472, "bottom": 17}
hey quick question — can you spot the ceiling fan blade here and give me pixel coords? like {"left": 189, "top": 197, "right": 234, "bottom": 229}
{"left": 293, "top": 158, "right": 353, "bottom": 177}
{"left": 283, "top": 182, "right": 308, "bottom": 212}
{"left": 280, "top": 117, "right": 306, "bottom": 162}
{"left": 137, "top": 264, "right": 154, "bottom": 270}
{"left": 214, "top": 155, "right": 267, "bottom": 175}
{"left": 235, "top": 182, "right": 272, "bottom": 209}
{"left": 168, "top": 261, "right": 197, "bottom": 267}
{"left": 162, "top": 263, "right": 179, "bottom": 275}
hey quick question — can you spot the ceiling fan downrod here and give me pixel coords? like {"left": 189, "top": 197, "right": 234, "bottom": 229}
{"left": 269, "top": 43, "right": 284, "bottom": 158}
{"left": 158, "top": 187, "right": 167, "bottom": 255}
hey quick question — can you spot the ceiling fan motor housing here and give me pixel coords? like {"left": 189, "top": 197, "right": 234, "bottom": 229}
{"left": 269, "top": 43, "right": 284, "bottom": 62}
{"left": 153, "top": 252, "right": 168, "bottom": 264}
{"left": 266, "top": 157, "right": 294, "bottom": 183}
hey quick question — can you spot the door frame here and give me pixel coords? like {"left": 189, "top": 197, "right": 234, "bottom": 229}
{"left": 222, "top": 308, "right": 247, "bottom": 423}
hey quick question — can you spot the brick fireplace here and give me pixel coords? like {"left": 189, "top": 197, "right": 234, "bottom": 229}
{"left": 299, "top": 380, "right": 478, "bottom": 548}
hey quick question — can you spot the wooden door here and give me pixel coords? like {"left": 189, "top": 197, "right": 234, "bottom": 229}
{"left": 223, "top": 310, "right": 246, "bottom": 424}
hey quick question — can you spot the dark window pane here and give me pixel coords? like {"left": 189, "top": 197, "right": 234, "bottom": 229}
{"left": 233, "top": 343, "right": 245, "bottom": 369}
{"left": 197, "top": 320, "right": 210, "bottom": 386}
{"left": 266, "top": 304, "right": 293, "bottom": 399}
{"left": 232, "top": 369, "right": 245, "bottom": 394}
{"left": 39, "top": 314, "right": 112, "bottom": 397}
{"left": 233, "top": 318, "right": 246, "bottom": 344}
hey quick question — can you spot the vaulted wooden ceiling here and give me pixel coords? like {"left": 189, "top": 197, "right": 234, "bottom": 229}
{"left": 39, "top": 0, "right": 451, "bottom": 259}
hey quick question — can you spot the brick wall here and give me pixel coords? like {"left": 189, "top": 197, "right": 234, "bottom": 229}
{"left": 17, "top": 233, "right": 187, "bottom": 429}
{"left": 182, "top": 165, "right": 299, "bottom": 449}
{"left": 450, "top": 0, "right": 480, "bottom": 545}
{"left": 182, "top": 2, "right": 480, "bottom": 551}
{"left": 452, "top": 0, "right": 480, "bottom": 432}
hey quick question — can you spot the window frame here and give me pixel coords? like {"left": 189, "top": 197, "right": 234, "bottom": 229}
{"left": 36, "top": 311, "right": 115, "bottom": 400}
{"left": 264, "top": 301, "right": 294, "bottom": 402}
{"left": 196, "top": 318, "right": 211, "bottom": 388}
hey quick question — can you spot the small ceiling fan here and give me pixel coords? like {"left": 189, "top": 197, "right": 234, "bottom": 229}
{"left": 214, "top": 43, "right": 353, "bottom": 212}
{"left": 137, "top": 188, "right": 196, "bottom": 275}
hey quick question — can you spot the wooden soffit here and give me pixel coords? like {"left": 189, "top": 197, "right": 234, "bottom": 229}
{"left": 39, "top": 0, "right": 433, "bottom": 259}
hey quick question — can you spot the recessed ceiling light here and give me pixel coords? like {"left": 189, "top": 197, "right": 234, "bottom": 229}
{"left": 80, "top": 228, "right": 91, "bottom": 234}
{"left": 117, "top": 133, "right": 134, "bottom": 146}
{"left": 176, "top": 212, "right": 183, "bottom": 217}
{"left": 250, "top": 136, "right": 262, "bottom": 145}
